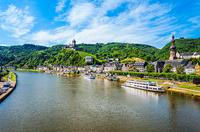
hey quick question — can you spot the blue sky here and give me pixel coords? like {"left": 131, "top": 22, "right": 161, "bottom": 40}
{"left": 0, "top": 0, "right": 200, "bottom": 48}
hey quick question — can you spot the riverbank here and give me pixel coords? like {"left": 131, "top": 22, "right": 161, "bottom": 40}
{"left": 98, "top": 74, "right": 200, "bottom": 98}
{"left": 0, "top": 72, "right": 17, "bottom": 103}
{"left": 17, "top": 69, "right": 44, "bottom": 73}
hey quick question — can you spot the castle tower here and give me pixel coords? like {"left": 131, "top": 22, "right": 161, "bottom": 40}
{"left": 169, "top": 35, "right": 177, "bottom": 60}
{"left": 72, "top": 39, "right": 76, "bottom": 47}
{"left": 66, "top": 39, "right": 77, "bottom": 50}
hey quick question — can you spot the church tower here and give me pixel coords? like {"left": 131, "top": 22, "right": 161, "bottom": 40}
{"left": 169, "top": 35, "right": 177, "bottom": 60}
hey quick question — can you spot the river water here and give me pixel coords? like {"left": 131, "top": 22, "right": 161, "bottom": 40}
{"left": 0, "top": 72, "right": 200, "bottom": 132}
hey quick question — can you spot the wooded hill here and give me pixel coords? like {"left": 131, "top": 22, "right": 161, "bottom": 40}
{"left": 0, "top": 38, "right": 200, "bottom": 68}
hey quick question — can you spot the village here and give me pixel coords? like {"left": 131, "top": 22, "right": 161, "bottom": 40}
{"left": 36, "top": 36, "right": 200, "bottom": 76}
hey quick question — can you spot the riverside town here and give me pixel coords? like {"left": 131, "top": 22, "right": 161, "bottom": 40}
{"left": 0, "top": 0, "right": 200, "bottom": 132}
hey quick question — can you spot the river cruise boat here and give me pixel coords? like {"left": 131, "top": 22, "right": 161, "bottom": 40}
{"left": 122, "top": 80, "right": 165, "bottom": 92}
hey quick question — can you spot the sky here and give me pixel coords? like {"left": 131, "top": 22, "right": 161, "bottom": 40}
{"left": 0, "top": 0, "right": 200, "bottom": 48}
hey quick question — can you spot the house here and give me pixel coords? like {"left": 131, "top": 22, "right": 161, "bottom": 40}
{"left": 78, "top": 67, "right": 85, "bottom": 72}
{"left": 184, "top": 62, "right": 195, "bottom": 74}
{"left": 179, "top": 52, "right": 200, "bottom": 59}
{"left": 37, "top": 66, "right": 49, "bottom": 71}
{"left": 165, "top": 59, "right": 187, "bottom": 73}
{"left": 89, "top": 65, "right": 104, "bottom": 73}
{"left": 195, "top": 64, "right": 200, "bottom": 75}
{"left": 122, "top": 64, "right": 135, "bottom": 71}
{"left": 96, "top": 65, "right": 104, "bottom": 73}
{"left": 133, "top": 62, "right": 147, "bottom": 72}
{"left": 85, "top": 56, "right": 94, "bottom": 64}
{"left": 122, "top": 64, "right": 129, "bottom": 71}
{"left": 103, "top": 62, "right": 122, "bottom": 72}
{"left": 152, "top": 61, "right": 165, "bottom": 73}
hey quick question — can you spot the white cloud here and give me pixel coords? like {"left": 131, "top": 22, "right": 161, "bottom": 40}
{"left": 67, "top": 2, "right": 95, "bottom": 26}
{"left": 30, "top": 0, "right": 178, "bottom": 47}
{"left": 0, "top": 5, "right": 34, "bottom": 38}
{"left": 28, "top": 27, "right": 76, "bottom": 44}
{"left": 56, "top": 0, "right": 67, "bottom": 13}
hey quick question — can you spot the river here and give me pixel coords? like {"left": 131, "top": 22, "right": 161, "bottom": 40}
{"left": 0, "top": 72, "right": 200, "bottom": 132}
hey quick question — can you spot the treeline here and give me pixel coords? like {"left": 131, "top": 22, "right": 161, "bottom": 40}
{"left": 110, "top": 71, "right": 200, "bottom": 82}
{"left": 78, "top": 43, "right": 158, "bottom": 61}
{"left": 0, "top": 70, "right": 9, "bottom": 81}
{"left": 1, "top": 38, "right": 200, "bottom": 68}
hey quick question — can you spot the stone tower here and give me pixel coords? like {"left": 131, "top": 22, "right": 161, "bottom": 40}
{"left": 169, "top": 35, "right": 177, "bottom": 60}
{"left": 72, "top": 39, "right": 76, "bottom": 47}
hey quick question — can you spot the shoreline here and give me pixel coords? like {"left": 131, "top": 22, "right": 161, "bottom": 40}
{"left": 98, "top": 74, "right": 200, "bottom": 98}
{"left": 0, "top": 72, "right": 17, "bottom": 103}
{"left": 16, "top": 69, "right": 44, "bottom": 73}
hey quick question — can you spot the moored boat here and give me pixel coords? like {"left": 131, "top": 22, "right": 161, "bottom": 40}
{"left": 122, "top": 80, "right": 165, "bottom": 92}
{"left": 83, "top": 73, "right": 96, "bottom": 79}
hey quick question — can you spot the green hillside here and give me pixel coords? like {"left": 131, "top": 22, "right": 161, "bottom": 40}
{"left": 47, "top": 49, "right": 103, "bottom": 66}
{"left": 8, "top": 45, "right": 65, "bottom": 68}
{"left": 1, "top": 39, "right": 200, "bottom": 68}
{"left": 78, "top": 43, "right": 158, "bottom": 61}
{"left": 0, "top": 44, "right": 48, "bottom": 66}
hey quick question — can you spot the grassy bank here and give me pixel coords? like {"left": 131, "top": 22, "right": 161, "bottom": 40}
{"left": 1, "top": 72, "right": 16, "bottom": 82}
{"left": 110, "top": 71, "right": 200, "bottom": 82}
{"left": 10, "top": 72, "right": 16, "bottom": 81}
{"left": 167, "top": 88, "right": 200, "bottom": 98}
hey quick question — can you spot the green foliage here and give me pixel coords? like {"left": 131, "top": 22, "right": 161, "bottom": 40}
{"left": 163, "top": 64, "right": 173, "bottom": 73}
{"left": 1, "top": 38, "right": 200, "bottom": 68}
{"left": 78, "top": 43, "right": 158, "bottom": 61}
{"left": 147, "top": 64, "right": 155, "bottom": 72}
{"left": 176, "top": 65, "right": 185, "bottom": 74}
{"left": 47, "top": 49, "right": 103, "bottom": 66}
{"left": 190, "top": 58, "right": 200, "bottom": 65}
{"left": 0, "top": 70, "right": 9, "bottom": 81}
{"left": 110, "top": 71, "right": 200, "bottom": 82}
{"left": 121, "top": 57, "right": 144, "bottom": 64}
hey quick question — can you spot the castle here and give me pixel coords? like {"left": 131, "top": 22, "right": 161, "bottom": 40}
{"left": 66, "top": 39, "right": 77, "bottom": 50}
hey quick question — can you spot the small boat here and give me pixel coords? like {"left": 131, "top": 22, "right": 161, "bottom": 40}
{"left": 83, "top": 73, "right": 96, "bottom": 79}
{"left": 106, "top": 74, "right": 119, "bottom": 81}
{"left": 106, "top": 75, "right": 119, "bottom": 81}
{"left": 1, "top": 82, "right": 11, "bottom": 92}
{"left": 3, "top": 82, "right": 11, "bottom": 87}
{"left": 122, "top": 80, "right": 165, "bottom": 92}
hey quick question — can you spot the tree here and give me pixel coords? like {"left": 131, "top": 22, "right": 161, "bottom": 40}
{"left": 147, "top": 64, "right": 155, "bottom": 72}
{"left": 163, "top": 64, "right": 173, "bottom": 73}
{"left": 176, "top": 65, "right": 185, "bottom": 74}
{"left": 195, "top": 64, "right": 200, "bottom": 75}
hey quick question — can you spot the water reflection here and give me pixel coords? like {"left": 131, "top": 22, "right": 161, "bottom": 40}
{"left": 123, "top": 86, "right": 160, "bottom": 102}
{"left": 0, "top": 72, "right": 199, "bottom": 132}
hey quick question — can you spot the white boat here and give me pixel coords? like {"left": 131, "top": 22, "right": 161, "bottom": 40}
{"left": 122, "top": 80, "right": 165, "bottom": 92}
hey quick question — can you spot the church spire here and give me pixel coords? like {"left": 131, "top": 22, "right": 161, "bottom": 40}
{"left": 171, "top": 35, "right": 175, "bottom": 46}
{"left": 169, "top": 34, "right": 177, "bottom": 60}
